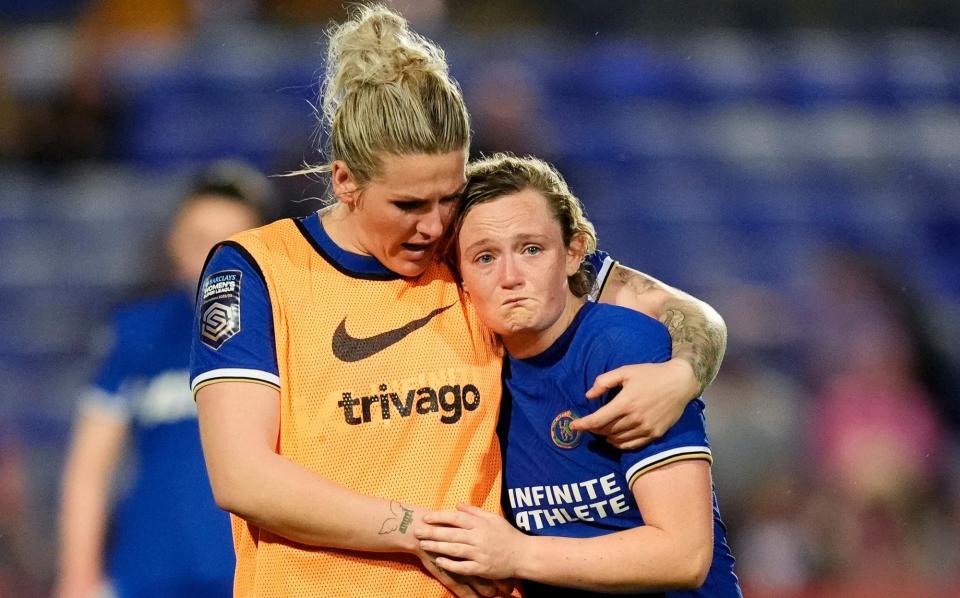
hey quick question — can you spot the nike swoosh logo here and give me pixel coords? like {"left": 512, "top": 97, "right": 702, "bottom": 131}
{"left": 332, "top": 303, "right": 456, "bottom": 362}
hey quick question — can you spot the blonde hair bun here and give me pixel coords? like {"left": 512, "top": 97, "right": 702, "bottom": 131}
{"left": 324, "top": 4, "right": 449, "bottom": 125}
{"left": 327, "top": 6, "right": 447, "bottom": 90}
{"left": 294, "top": 3, "right": 469, "bottom": 186}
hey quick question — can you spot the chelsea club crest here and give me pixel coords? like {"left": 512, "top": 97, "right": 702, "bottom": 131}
{"left": 550, "top": 410, "right": 582, "bottom": 449}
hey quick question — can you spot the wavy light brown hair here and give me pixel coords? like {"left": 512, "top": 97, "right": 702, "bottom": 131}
{"left": 452, "top": 153, "right": 598, "bottom": 297}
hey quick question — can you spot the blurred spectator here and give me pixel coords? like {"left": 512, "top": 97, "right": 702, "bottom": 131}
{"left": 0, "top": 427, "right": 44, "bottom": 598}
{"left": 255, "top": 0, "right": 345, "bottom": 25}
{"left": 807, "top": 250, "right": 960, "bottom": 433}
{"left": 55, "top": 161, "right": 274, "bottom": 598}
{"left": 802, "top": 249, "right": 959, "bottom": 594}
{"left": 0, "top": 61, "right": 24, "bottom": 158}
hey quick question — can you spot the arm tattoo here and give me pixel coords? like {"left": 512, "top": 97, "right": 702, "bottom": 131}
{"left": 615, "top": 267, "right": 656, "bottom": 296}
{"left": 379, "top": 500, "right": 415, "bottom": 535}
{"left": 608, "top": 265, "right": 727, "bottom": 394}
{"left": 659, "top": 301, "right": 726, "bottom": 395}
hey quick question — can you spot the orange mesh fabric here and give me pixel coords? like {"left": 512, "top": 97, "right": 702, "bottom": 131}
{"left": 228, "top": 219, "right": 504, "bottom": 597}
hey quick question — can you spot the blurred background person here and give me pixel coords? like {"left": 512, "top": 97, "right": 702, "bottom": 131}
{"left": 796, "top": 249, "right": 960, "bottom": 597}
{"left": 0, "top": 425, "right": 45, "bottom": 597}
{"left": 55, "top": 162, "right": 274, "bottom": 598}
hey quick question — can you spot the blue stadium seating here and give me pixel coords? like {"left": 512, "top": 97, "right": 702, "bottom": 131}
{"left": 1, "top": 27, "right": 958, "bottom": 434}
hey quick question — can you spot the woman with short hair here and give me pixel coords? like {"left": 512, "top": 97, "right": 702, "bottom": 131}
{"left": 419, "top": 153, "right": 742, "bottom": 597}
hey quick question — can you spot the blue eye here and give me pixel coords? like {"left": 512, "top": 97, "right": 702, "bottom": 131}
{"left": 475, "top": 254, "right": 494, "bottom": 264}
{"left": 523, "top": 245, "right": 542, "bottom": 255}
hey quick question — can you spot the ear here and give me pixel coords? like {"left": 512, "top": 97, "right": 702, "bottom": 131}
{"left": 565, "top": 234, "right": 586, "bottom": 277}
{"left": 330, "top": 160, "right": 360, "bottom": 205}
{"left": 456, "top": 257, "right": 469, "bottom": 295}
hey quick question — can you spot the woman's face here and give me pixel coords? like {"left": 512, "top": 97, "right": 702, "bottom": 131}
{"left": 168, "top": 195, "right": 260, "bottom": 288}
{"left": 332, "top": 150, "right": 466, "bottom": 278}
{"left": 456, "top": 188, "right": 583, "bottom": 347}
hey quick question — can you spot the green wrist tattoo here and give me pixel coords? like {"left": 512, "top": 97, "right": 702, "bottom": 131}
{"left": 379, "top": 500, "right": 415, "bottom": 535}
{"left": 399, "top": 508, "right": 414, "bottom": 533}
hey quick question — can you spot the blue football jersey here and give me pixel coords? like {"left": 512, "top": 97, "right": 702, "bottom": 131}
{"left": 82, "top": 290, "right": 234, "bottom": 597}
{"left": 500, "top": 301, "right": 741, "bottom": 597}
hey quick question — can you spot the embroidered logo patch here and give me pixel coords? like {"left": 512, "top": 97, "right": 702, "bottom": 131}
{"left": 200, "top": 270, "right": 242, "bottom": 349}
{"left": 550, "top": 410, "right": 582, "bottom": 449}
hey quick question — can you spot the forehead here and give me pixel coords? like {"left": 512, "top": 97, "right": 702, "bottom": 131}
{"left": 176, "top": 195, "right": 258, "bottom": 224}
{"left": 460, "top": 188, "right": 559, "bottom": 239}
{"left": 372, "top": 151, "right": 467, "bottom": 198}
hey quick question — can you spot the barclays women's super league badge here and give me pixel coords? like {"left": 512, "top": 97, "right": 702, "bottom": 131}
{"left": 550, "top": 410, "right": 582, "bottom": 449}
{"left": 200, "top": 270, "right": 242, "bottom": 350}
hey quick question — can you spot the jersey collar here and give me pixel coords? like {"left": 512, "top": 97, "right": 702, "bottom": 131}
{"left": 514, "top": 301, "right": 595, "bottom": 368}
{"left": 296, "top": 211, "right": 401, "bottom": 281}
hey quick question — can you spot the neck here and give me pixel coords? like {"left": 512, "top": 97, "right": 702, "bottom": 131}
{"left": 320, "top": 204, "right": 368, "bottom": 254}
{"left": 502, "top": 293, "right": 585, "bottom": 359}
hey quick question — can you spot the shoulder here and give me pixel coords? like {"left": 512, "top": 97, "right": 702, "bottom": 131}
{"left": 214, "top": 219, "right": 300, "bottom": 271}
{"left": 583, "top": 303, "right": 670, "bottom": 348}
{"left": 230, "top": 218, "right": 295, "bottom": 244}
{"left": 100, "top": 290, "right": 191, "bottom": 375}
{"left": 199, "top": 225, "right": 290, "bottom": 293}
{"left": 585, "top": 250, "right": 615, "bottom": 302}
{"left": 423, "top": 258, "right": 457, "bottom": 283}
{"left": 571, "top": 304, "right": 671, "bottom": 370}
{"left": 113, "top": 290, "right": 191, "bottom": 336}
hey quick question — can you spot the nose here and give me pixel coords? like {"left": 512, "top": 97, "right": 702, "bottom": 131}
{"left": 499, "top": 253, "right": 524, "bottom": 289}
{"left": 416, "top": 204, "right": 445, "bottom": 240}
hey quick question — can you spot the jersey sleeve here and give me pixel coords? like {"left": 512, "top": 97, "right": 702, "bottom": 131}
{"left": 189, "top": 243, "right": 280, "bottom": 395}
{"left": 584, "top": 312, "right": 712, "bottom": 488}
{"left": 585, "top": 250, "right": 615, "bottom": 303}
{"left": 621, "top": 399, "right": 711, "bottom": 488}
{"left": 79, "top": 314, "right": 137, "bottom": 421}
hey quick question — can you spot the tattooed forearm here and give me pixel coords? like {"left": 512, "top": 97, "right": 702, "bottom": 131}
{"left": 379, "top": 500, "right": 415, "bottom": 535}
{"left": 659, "top": 300, "right": 727, "bottom": 395}
{"left": 601, "top": 264, "right": 727, "bottom": 395}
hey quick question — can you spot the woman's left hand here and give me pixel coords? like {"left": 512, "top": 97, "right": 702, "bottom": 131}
{"left": 569, "top": 358, "right": 699, "bottom": 450}
{"left": 416, "top": 504, "right": 527, "bottom": 581}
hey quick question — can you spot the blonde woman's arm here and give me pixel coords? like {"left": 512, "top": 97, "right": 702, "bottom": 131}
{"left": 197, "top": 381, "right": 490, "bottom": 598}
{"left": 575, "top": 263, "right": 726, "bottom": 449}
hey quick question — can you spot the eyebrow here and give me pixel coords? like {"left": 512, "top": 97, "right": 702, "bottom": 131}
{"left": 393, "top": 183, "right": 467, "bottom": 203}
{"left": 461, "top": 233, "right": 550, "bottom": 256}
{"left": 461, "top": 238, "right": 493, "bottom": 256}
{"left": 513, "top": 233, "right": 551, "bottom": 243}
{"left": 443, "top": 184, "right": 467, "bottom": 201}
